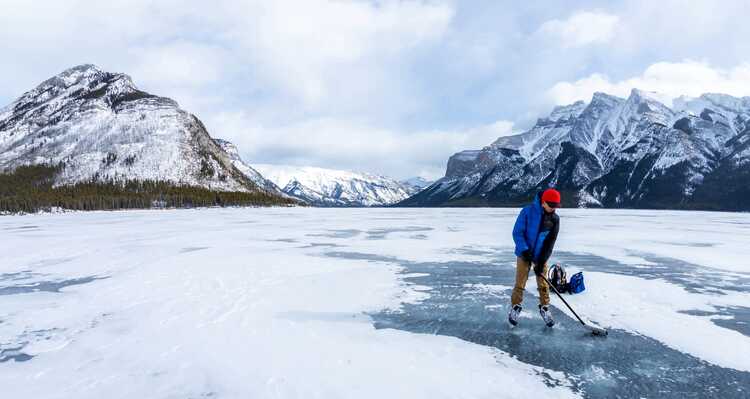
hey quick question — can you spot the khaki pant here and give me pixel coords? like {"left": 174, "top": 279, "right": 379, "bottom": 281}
{"left": 511, "top": 257, "right": 550, "bottom": 306}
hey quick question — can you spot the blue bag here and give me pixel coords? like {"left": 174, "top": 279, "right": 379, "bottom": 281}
{"left": 568, "top": 272, "right": 585, "bottom": 294}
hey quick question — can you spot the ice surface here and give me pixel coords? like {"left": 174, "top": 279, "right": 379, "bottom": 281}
{"left": 556, "top": 271, "right": 750, "bottom": 371}
{"left": 362, "top": 253, "right": 750, "bottom": 398}
{"left": 1, "top": 208, "right": 578, "bottom": 398}
{"left": 1, "top": 208, "right": 749, "bottom": 398}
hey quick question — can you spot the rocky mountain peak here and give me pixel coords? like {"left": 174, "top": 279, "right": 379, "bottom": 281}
{"left": 626, "top": 89, "right": 673, "bottom": 112}
{"left": 400, "top": 88, "right": 750, "bottom": 211}
{"left": 548, "top": 100, "right": 587, "bottom": 122}
{"left": 41, "top": 64, "right": 105, "bottom": 87}
{"left": 589, "top": 92, "right": 623, "bottom": 108}
{"left": 0, "top": 65, "right": 279, "bottom": 196}
{"left": 699, "top": 93, "right": 750, "bottom": 114}
{"left": 1, "top": 64, "right": 175, "bottom": 135}
{"left": 616, "top": 88, "right": 674, "bottom": 128}
{"left": 576, "top": 93, "right": 623, "bottom": 127}
{"left": 35, "top": 64, "right": 138, "bottom": 99}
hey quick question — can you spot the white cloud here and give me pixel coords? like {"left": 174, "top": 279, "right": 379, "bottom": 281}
{"left": 0, "top": 0, "right": 453, "bottom": 116}
{"left": 5, "top": 1, "right": 750, "bottom": 180}
{"left": 0, "top": 0, "right": 461, "bottom": 180}
{"left": 464, "top": 120, "right": 516, "bottom": 143}
{"left": 229, "top": 0, "right": 454, "bottom": 109}
{"left": 128, "top": 42, "right": 227, "bottom": 89}
{"left": 546, "top": 60, "right": 750, "bottom": 105}
{"left": 538, "top": 10, "right": 619, "bottom": 48}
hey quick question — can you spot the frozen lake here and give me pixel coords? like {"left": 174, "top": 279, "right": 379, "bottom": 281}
{"left": 2, "top": 208, "right": 749, "bottom": 398}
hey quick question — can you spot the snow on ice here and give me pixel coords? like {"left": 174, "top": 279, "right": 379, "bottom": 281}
{"left": 1, "top": 208, "right": 749, "bottom": 398}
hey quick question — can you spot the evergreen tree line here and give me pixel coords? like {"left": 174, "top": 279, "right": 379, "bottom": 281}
{"left": 0, "top": 164, "right": 297, "bottom": 213}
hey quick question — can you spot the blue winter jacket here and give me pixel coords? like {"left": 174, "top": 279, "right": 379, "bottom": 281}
{"left": 512, "top": 194, "right": 559, "bottom": 263}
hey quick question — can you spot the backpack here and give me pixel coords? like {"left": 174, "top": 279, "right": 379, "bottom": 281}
{"left": 568, "top": 272, "right": 586, "bottom": 294}
{"left": 547, "top": 263, "right": 568, "bottom": 293}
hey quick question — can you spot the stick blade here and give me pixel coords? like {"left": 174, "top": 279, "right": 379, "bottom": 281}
{"left": 587, "top": 325, "right": 608, "bottom": 336}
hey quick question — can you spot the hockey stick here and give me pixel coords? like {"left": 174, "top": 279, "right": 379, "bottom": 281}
{"left": 541, "top": 274, "right": 608, "bottom": 336}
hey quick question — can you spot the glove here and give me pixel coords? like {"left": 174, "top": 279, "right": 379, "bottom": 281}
{"left": 533, "top": 262, "right": 544, "bottom": 277}
{"left": 521, "top": 250, "right": 533, "bottom": 263}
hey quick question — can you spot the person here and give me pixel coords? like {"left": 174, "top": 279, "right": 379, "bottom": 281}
{"left": 508, "top": 188, "right": 561, "bottom": 327}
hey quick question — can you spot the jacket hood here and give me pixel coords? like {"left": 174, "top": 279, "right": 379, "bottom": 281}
{"left": 533, "top": 191, "right": 543, "bottom": 210}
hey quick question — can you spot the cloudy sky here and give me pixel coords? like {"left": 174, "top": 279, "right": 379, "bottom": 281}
{"left": 2, "top": 0, "right": 750, "bottom": 179}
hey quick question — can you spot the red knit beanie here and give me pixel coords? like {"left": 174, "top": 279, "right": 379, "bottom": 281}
{"left": 541, "top": 188, "right": 561, "bottom": 205}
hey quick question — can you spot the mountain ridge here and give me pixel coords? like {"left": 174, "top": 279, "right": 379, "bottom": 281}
{"left": 400, "top": 89, "right": 750, "bottom": 211}
{"left": 0, "top": 64, "right": 295, "bottom": 209}
{"left": 253, "top": 164, "right": 415, "bottom": 207}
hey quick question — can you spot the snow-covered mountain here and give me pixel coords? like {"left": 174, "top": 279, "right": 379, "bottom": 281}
{"left": 253, "top": 164, "right": 413, "bottom": 206}
{"left": 0, "top": 64, "right": 283, "bottom": 197}
{"left": 400, "top": 177, "right": 433, "bottom": 194}
{"left": 213, "top": 139, "right": 286, "bottom": 195}
{"left": 400, "top": 89, "right": 750, "bottom": 211}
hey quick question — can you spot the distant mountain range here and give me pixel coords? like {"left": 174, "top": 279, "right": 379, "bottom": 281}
{"left": 0, "top": 64, "right": 427, "bottom": 209}
{"left": 5, "top": 65, "right": 747, "bottom": 211}
{"left": 400, "top": 89, "right": 750, "bottom": 211}
{"left": 253, "top": 164, "right": 420, "bottom": 207}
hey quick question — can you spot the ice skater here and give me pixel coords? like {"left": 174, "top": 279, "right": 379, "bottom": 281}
{"left": 508, "top": 188, "right": 561, "bottom": 327}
